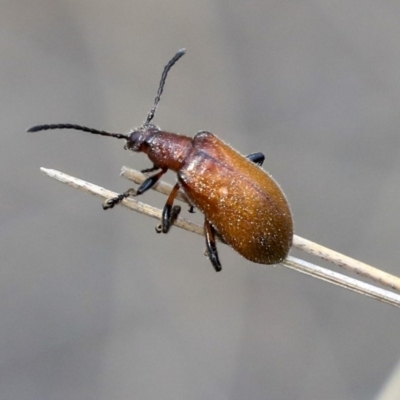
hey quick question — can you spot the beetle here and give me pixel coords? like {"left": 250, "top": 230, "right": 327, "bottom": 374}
{"left": 28, "top": 48, "right": 293, "bottom": 271}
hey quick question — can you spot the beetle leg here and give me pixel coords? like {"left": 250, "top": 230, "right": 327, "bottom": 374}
{"left": 204, "top": 220, "right": 222, "bottom": 272}
{"left": 103, "top": 168, "right": 167, "bottom": 210}
{"left": 157, "top": 205, "right": 181, "bottom": 233}
{"left": 141, "top": 164, "right": 159, "bottom": 174}
{"left": 136, "top": 168, "right": 167, "bottom": 195}
{"left": 102, "top": 188, "right": 136, "bottom": 210}
{"left": 160, "top": 183, "right": 181, "bottom": 233}
{"left": 246, "top": 152, "right": 265, "bottom": 166}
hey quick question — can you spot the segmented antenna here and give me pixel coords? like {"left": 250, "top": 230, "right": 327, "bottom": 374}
{"left": 145, "top": 48, "right": 186, "bottom": 125}
{"left": 27, "top": 49, "right": 187, "bottom": 137}
{"left": 27, "top": 123, "right": 129, "bottom": 140}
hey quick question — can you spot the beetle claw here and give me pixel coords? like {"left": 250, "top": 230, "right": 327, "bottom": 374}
{"left": 204, "top": 248, "right": 222, "bottom": 272}
{"left": 155, "top": 224, "right": 163, "bottom": 233}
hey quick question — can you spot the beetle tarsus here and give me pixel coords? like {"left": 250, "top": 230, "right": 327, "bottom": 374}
{"left": 161, "top": 183, "right": 181, "bottom": 232}
{"left": 246, "top": 152, "right": 265, "bottom": 166}
{"left": 157, "top": 205, "right": 180, "bottom": 233}
{"left": 103, "top": 188, "right": 136, "bottom": 210}
{"left": 161, "top": 204, "right": 180, "bottom": 233}
{"left": 162, "top": 204, "right": 171, "bottom": 232}
{"left": 204, "top": 220, "right": 222, "bottom": 272}
{"left": 170, "top": 205, "right": 181, "bottom": 225}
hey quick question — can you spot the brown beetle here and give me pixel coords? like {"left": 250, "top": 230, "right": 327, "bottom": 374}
{"left": 28, "top": 49, "right": 293, "bottom": 271}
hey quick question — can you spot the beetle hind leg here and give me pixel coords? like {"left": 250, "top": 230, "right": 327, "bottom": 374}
{"left": 246, "top": 152, "right": 265, "bottom": 166}
{"left": 204, "top": 220, "right": 222, "bottom": 272}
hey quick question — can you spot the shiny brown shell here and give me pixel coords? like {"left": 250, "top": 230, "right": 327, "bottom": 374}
{"left": 178, "top": 131, "right": 293, "bottom": 264}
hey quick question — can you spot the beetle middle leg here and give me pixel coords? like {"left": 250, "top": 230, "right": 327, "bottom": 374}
{"left": 103, "top": 168, "right": 167, "bottom": 210}
{"left": 204, "top": 219, "right": 222, "bottom": 272}
{"left": 246, "top": 152, "right": 265, "bottom": 166}
{"left": 156, "top": 182, "right": 182, "bottom": 233}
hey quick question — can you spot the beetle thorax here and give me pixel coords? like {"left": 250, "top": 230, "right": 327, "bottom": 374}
{"left": 126, "top": 124, "right": 193, "bottom": 172}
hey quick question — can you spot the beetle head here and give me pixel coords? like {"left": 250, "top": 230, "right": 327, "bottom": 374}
{"left": 125, "top": 124, "right": 160, "bottom": 152}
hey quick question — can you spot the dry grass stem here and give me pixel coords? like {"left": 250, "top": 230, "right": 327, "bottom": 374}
{"left": 122, "top": 167, "right": 400, "bottom": 292}
{"left": 40, "top": 167, "right": 400, "bottom": 309}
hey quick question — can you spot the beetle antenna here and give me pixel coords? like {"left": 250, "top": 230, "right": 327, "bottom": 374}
{"left": 27, "top": 123, "right": 130, "bottom": 140}
{"left": 145, "top": 48, "right": 186, "bottom": 125}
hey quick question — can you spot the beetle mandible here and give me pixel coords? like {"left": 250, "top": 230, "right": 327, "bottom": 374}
{"left": 28, "top": 48, "right": 293, "bottom": 271}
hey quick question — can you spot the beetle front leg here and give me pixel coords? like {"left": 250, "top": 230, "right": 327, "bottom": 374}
{"left": 141, "top": 164, "right": 159, "bottom": 174}
{"left": 136, "top": 167, "right": 168, "bottom": 195}
{"left": 204, "top": 219, "right": 222, "bottom": 272}
{"left": 103, "top": 168, "right": 168, "bottom": 210}
{"left": 102, "top": 188, "right": 136, "bottom": 210}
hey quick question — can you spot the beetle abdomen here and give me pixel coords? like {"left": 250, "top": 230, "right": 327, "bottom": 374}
{"left": 178, "top": 132, "right": 293, "bottom": 264}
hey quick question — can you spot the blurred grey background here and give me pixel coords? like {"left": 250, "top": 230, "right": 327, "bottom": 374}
{"left": 2, "top": 1, "right": 400, "bottom": 399}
